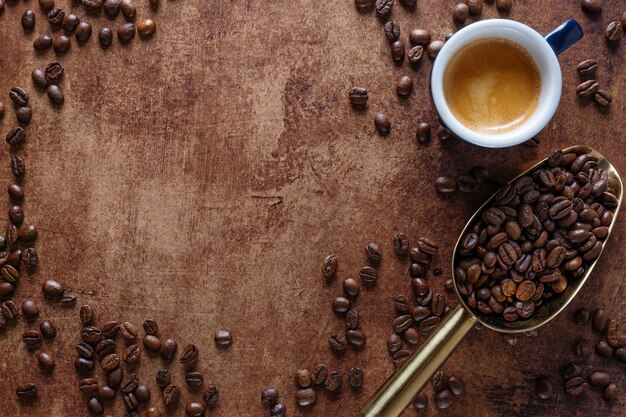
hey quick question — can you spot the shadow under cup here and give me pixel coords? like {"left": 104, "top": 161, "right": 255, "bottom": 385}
{"left": 431, "top": 20, "right": 562, "bottom": 149}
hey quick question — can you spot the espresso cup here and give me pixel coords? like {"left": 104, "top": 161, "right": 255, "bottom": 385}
{"left": 431, "top": 19, "right": 583, "bottom": 148}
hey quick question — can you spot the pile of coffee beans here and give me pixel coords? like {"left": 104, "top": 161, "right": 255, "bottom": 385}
{"left": 576, "top": 59, "right": 613, "bottom": 108}
{"left": 455, "top": 149, "right": 618, "bottom": 322}
{"left": 412, "top": 369, "right": 465, "bottom": 411}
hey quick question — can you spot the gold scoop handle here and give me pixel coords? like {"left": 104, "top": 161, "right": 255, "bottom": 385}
{"left": 361, "top": 304, "right": 476, "bottom": 417}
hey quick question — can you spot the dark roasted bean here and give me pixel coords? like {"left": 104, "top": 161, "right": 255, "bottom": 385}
{"left": 384, "top": 21, "right": 400, "bottom": 42}
{"left": 348, "top": 88, "right": 368, "bottom": 108}
{"left": 156, "top": 369, "right": 172, "bottom": 389}
{"left": 349, "top": 367, "right": 364, "bottom": 389}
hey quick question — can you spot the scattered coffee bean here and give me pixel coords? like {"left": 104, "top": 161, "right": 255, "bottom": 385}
{"left": 603, "top": 382, "right": 616, "bottom": 401}
{"left": 186, "top": 371, "right": 204, "bottom": 387}
{"left": 349, "top": 367, "right": 364, "bottom": 388}
{"left": 435, "top": 176, "right": 456, "bottom": 193}
{"left": 156, "top": 369, "right": 172, "bottom": 389}
{"left": 98, "top": 384, "right": 115, "bottom": 400}
{"left": 261, "top": 387, "right": 279, "bottom": 407}
{"left": 589, "top": 371, "right": 611, "bottom": 387}
{"left": 96, "top": 339, "right": 116, "bottom": 357}
{"left": 47, "top": 85, "right": 65, "bottom": 105}
{"left": 52, "top": 35, "right": 71, "bottom": 53}
{"left": 435, "top": 389, "right": 453, "bottom": 409}
{"left": 271, "top": 402, "right": 286, "bottom": 417}
{"left": 41, "top": 279, "right": 63, "bottom": 298}
{"left": 40, "top": 320, "right": 57, "bottom": 339}
{"left": 162, "top": 384, "right": 180, "bottom": 407}
{"left": 23, "top": 330, "right": 42, "bottom": 347}
{"left": 121, "top": 373, "right": 138, "bottom": 394}
{"left": 16, "top": 106, "right": 32, "bottom": 124}
{"left": 605, "top": 21, "right": 621, "bottom": 42}
{"left": 121, "top": 0, "right": 136, "bottom": 18}
{"left": 580, "top": 0, "right": 601, "bottom": 13}
{"left": 496, "top": 0, "right": 512, "bottom": 13}
{"left": 6, "top": 127, "right": 26, "bottom": 148}
{"left": 159, "top": 337, "right": 178, "bottom": 360}
{"left": 535, "top": 377, "right": 553, "bottom": 399}
{"left": 99, "top": 27, "right": 113, "bottom": 48}
{"left": 60, "top": 290, "right": 76, "bottom": 304}
{"left": 83, "top": 0, "right": 104, "bottom": 8}
{"left": 427, "top": 40, "right": 444, "bottom": 59}
{"left": 409, "top": 28, "right": 431, "bottom": 45}
{"left": 375, "top": 0, "right": 394, "bottom": 18}
{"left": 322, "top": 254, "right": 338, "bottom": 279}
{"left": 120, "top": 321, "right": 138, "bottom": 341}
{"left": 396, "top": 75, "right": 413, "bottom": 97}
{"left": 413, "top": 391, "right": 428, "bottom": 409}
{"left": 76, "top": 342, "right": 95, "bottom": 359}
{"left": 185, "top": 401, "right": 205, "bottom": 416}
{"left": 295, "top": 368, "right": 312, "bottom": 388}
{"left": 22, "top": 299, "right": 39, "bottom": 320}
{"left": 76, "top": 22, "right": 93, "bottom": 42}
{"left": 138, "top": 19, "right": 157, "bottom": 37}
{"left": 39, "top": 0, "right": 55, "bottom": 11}
{"left": 106, "top": 366, "right": 123, "bottom": 386}
{"left": 384, "top": 21, "right": 400, "bottom": 42}
{"left": 325, "top": 370, "right": 343, "bottom": 391}
{"left": 574, "top": 308, "right": 590, "bottom": 325}
{"left": 403, "top": 327, "right": 420, "bottom": 345}
{"left": 80, "top": 305, "right": 95, "bottom": 325}
{"left": 365, "top": 242, "right": 382, "bottom": 262}
{"left": 577, "top": 79, "right": 599, "bottom": 97}
{"left": 9, "top": 87, "right": 29, "bottom": 107}
{"left": 594, "top": 90, "right": 612, "bottom": 107}
{"left": 180, "top": 343, "right": 199, "bottom": 365}
{"left": 606, "top": 319, "right": 625, "bottom": 347}
{"left": 592, "top": 308, "right": 607, "bottom": 332}
{"left": 79, "top": 378, "right": 99, "bottom": 395}
{"left": 36, "top": 351, "right": 55, "bottom": 370}
{"left": 346, "top": 328, "right": 367, "bottom": 348}
{"left": 214, "top": 330, "right": 232, "bottom": 347}
{"left": 452, "top": 3, "right": 469, "bottom": 24}
{"left": 387, "top": 333, "right": 403, "bottom": 353}
{"left": 20, "top": 10, "right": 36, "bottom": 32}
{"left": 467, "top": 0, "right": 483, "bottom": 15}
{"left": 202, "top": 385, "right": 219, "bottom": 407}
{"left": 393, "top": 233, "right": 409, "bottom": 255}
{"left": 577, "top": 59, "right": 598, "bottom": 77}
{"left": 118, "top": 23, "right": 136, "bottom": 42}
{"left": 348, "top": 88, "right": 368, "bottom": 109}
{"left": 333, "top": 296, "right": 351, "bottom": 314}
{"left": 564, "top": 376, "right": 587, "bottom": 396}
{"left": 143, "top": 335, "right": 161, "bottom": 351}
{"left": 562, "top": 363, "right": 582, "bottom": 379}
{"left": 62, "top": 13, "right": 79, "bottom": 32}
{"left": 122, "top": 344, "right": 142, "bottom": 365}
{"left": 312, "top": 364, "right": 328, "bottom": 385}
{"left": 415, "top": 122, "right": 431, "bottom": 144}
{"left": 75, "top": 356, "right": 95, "bottom": 374}
{"left": 104, "top": 0, "right": 120, "bottom": 17}
{"left": 16, "top": 383, "right": 37, "bottom": 400}
{"left": 595, "top": 340, "right": 613, "bottom": 357}
{"left": 447, "top": 375, "right": 465, "bottom": 396}
{"left": 329, "top": 333, "right": 348, "bottom": 352}
{"left": 390, "top": 40, "right": 405, "bottom": 65}
{"left": 407, "top": 45, "right": 424, "bottom": 65}
{"left": 2, "top": 300, "right": 18, "bottom": 320}
{"left": 359, "top": 266, "right": 377, "bottom": 285}
{"left": 343, "top": 278, "right": 360, "bottom": 298}
{"left": 81, "top": 326, "right": 103, "bottom": 345}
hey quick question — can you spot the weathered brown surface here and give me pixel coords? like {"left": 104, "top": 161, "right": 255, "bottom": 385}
{"left": 0, "top": 0, "right": 625, "bottom": 416}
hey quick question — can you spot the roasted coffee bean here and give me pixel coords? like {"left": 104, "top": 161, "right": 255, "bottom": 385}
{"left": 2, "top": 300, "right": 18, "bottom": 320}
{"left": 435, "top": 389, "right": 454, "bottom": 409}
{"left": 74, "top": 357, "right": 95, "bottom": 374}
{"left": 143, "top": 335, "right": 161, "bottom": 351}
{"left": 589, "top": 371, "right": 611, "bottom": 387}
{"left": 348, "top": 88, "right": 368, "bottom": 108}
{"left": 6, "top": 127, "right": 26, "bottom": 147}
{"left": 60, "top": 290, "right": 76, "bottom": 304}
{"left": 580, "top": 0, "right": 601, "bottom": 13}
{"left": 124, "top": 392, "right": 139, "bottom": 411}
{"left": 394, "top": 295, "right": 410, "bottom": 313}
{"left": 603, "top": 383, "right": 616, "bottom": 401}
{"left": 145, "top": 407, "right": 162, "bottom": 417}
{"left": 375, "top": 113, "right": 391, "bottom": 135}
{"left": 22, "top": 10, "right": 36, "bottom": 31}
{"left": 156, "top": 369, "right": 172, "bottom": 389}
{"left": 403, "top": 327, "right": 420, "bottom": 345}
{"left": 448, "top": 375, "right": 465, "bottom": 396}
{"left": 329, "top": 333, "right": 348, "bottom": 352}
{"left": 577, "top": 59, "right": 598, "bottom": 76}
{"left": 40, "top": 320, "right": 57, "bottom": 339}
{"left": 606, "top": 319, "right": 625, "bottom": 348}
{"left": 101, "top": 321, "right": 120, "bottom": 339}
{"left": 452, "top": 3, "right": 469, "bottom": 24}
{"left": 346, "top": 328, "right": 367, "bottom": 348}
{"left": 574, "top": 308, "right": 590, "bottom": 325}
{"left": 1, "top": 264, "right": 18, "bottom": 283}
{"left": 575, "top": 339, "right": 593, "bottom": 357}
{"left": 390, "top": 40, "right": 405, "bottom": 65}
{"left": 214, "top": 330, "right": 232, "bottom": 347}
{"left": 576, "top": 80, "right": 599, "bottom": 97}
{"left": 417, "top": 237, "right": 438, "bottom": 255}
{"left": 271, "top": 402, "right": 286, "bottom": 417}
{"left": 186, "top": 371, "right": 204, "bottom": 387}
{"left": 121, "top": 373, "right": 138, "bottom": 394}
{"left": 118, "top": 23, "right": 136, "bottom": 42}
{"left": 44, "top": 62, "right": 64, "bottom": 84}
{"left": 261, "top": 387, "right": 278, "bottom": 407}
{"left": 412, "top": 277, "right": 429, "bottom": 296}
{"left": 96, "top": 339, "right": 116, "bottom": 357}
{"left": 107, "top": 367, "right": 123, "bottom": 387}
{"left": 384, "top": 21, "right": 400, "bottom": 42}
{"left": 322, "top": 254, "right": 338, "bottom": 278}
{"left": 387, "top": 333, "right": 403, "bottom": 353}
{"left": 180, "top": 343, "right": 199, "bottom": 365}
{"left": 202, "top": 385, "right": 219, "bottom": 407}
{"left": 409, "top": 28, "right": 431, "bottom": 45}
{"left": 97, "top": 385, "right": 115, "bottom": 401}
{"left": 143, "top": 319, "right": 158, "bottom": 335}
{"left": 564, "top": 376, "right": 587, "bottom": 396}
{"left": 393, "top": 315, "right": 413, "bottom": 333}
{"left": 22, "top": 299, "right": 39, "bottom": 320}
{"left": 104, "top": 0, "right": 120, "bottom": 17}
{"left": 457, "top": 175, "right": 476, "bottom": 192}
{"left": 393, "top": 233, "right": 409, "bottom": 255}
{"left": 121, "top": 0, "right": 136, "bottom": 18}
{"left": 120, "top": 321, "right": 138, "bottom": 341}
{"left": 87, "top": 397, "right": 103, "bottom": 415}
{"left": 614, "top": 348, "right": 626, "bottom": 363}
{"left": 419, "top": 316, "right": 440, "bottom": 335}
{"left": 294, "top": 368, "right": 313, "bottom": 389}
{"left": 325, "top": 370, "right": 343, "bottom": 391}
{"left": 535, "top": 377, "right": 553, "bottom": 399}
{"left": 99, "top": 27, "right": 113, "bottom": 48}
{"left": 23, "top": 330, "right": 42, "bottom": 347}
{"left": 596, "top": 340, "right": 613, "bottom": 357}
{"left": 427, "top": 40, "right": 444, "bottom": 59}
{"left": 295, "top": 389, "right": 317, "bottom": 409}
{"left": 0, "top": 281, "right": 14, "bottom": 297}
{"left": 594, "top": 90, "right": 612, "bottom": 107}
{"left": 122, "top": 344, "right": 141, "bottom": 366}
{"left": 36, "top": 352, "right": 55, "bottom": 370}
{"left": 438, "top": 125, "right": 452, "bottom": 141}
{"left": 9, "top": 205, "right": 24, "bottom": 225}
{"left": 19, "top": 224, "right": 38, "bottom": 244}
{"left": 76, "top": 342, "right": 95, "bottom": 358}
{"left": 359, "top": 266, "right": 377, "bottom": 285}
{"left": 52, "top": 35, "right": 71, "bottom": 53}
{"left": 159, "top": 338, "right": 178, "bottom": 360}
{"left": 413, "top": 391, "right": 428, "bottom": 409}
{"left": 79, "top": 378, "right": 99, "bottom": 395}
{"left": 83, "top": 0, "right": 104, "bottom": 7}
{"left": 592, "top": 308, "right": 607, "bottom": 332}
{"left": 349, "top": 367, "right": 364, "bottom": 389}
{"left": 562, "top": 363, "right": 582, "bottom": 379}
{"left": 62, "top": 13, "right": 79, "bottom": 32}
{"left": 375, "top": 0, "right": 394, "bottom": 18}
{"left": 435, "top": 176, "right": 456, "bottom": 193}
{"left": 185, "top": 401, "right": 206, "bottom": 416}
{"left": 80, "top": 304, "right": 95, "bottom": 325}
{"left": 47, "top": 85, "right": 65, "bottom": 105}
{"left": 333, "top": 296, "right": 351, "bottom": 314}
{"left": 407, "top": 45, "right": 424, "bottom": 65}
{"left": 39, "top": 0, "right": 55, "bottom": 11}
{"left": 346, "top": 309, "right": 359, "bottom": 329}
{"left": 76, "top": 22, "right": 93, "bottom": 42}
{"left": 605, "top": 21, "right": 621, "bottom": 42}
{"left": 343, "top": 278, "right": 360, "bottom": 298}
{"left": 431, "top": 293, "right": 445, "bottom": 316}
{"left": 312, "top": 364, "right": 328, "bottom": 385}
{"left": 415, "top": 122, "right": 431, "bottom": 144}
{"left": 82, "top": 326, "right": 102, "bottom": 345}
{"left": 137, "top": 19, "right": 156, "bottom": 37}
{"left": 162, "top": 384, "right": 181, "bottom": 407}
{"left": 9, "top": 87, "right": 29, "bottom": 107}
{"left": 467, "top": 0, "right": 483, "bottom": 14}
{"left": 16, "top": 383, "right": 37, "bottom": 401}
{"left": 396, "top": 75, "right": 413, "bottom": 97}
{"left": 496, "top": 0, "right": 512, "bottom": 13}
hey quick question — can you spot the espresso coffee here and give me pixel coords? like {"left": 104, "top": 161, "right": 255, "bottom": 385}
{"left": 444, "top": 38, "right": 541, "bottom": 134}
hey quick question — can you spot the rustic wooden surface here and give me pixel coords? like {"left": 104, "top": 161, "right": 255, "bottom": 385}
{"left": 0, "top": 0, "right": 625, "bottom": 416}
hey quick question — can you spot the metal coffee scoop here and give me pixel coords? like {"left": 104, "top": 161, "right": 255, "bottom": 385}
{"left": 362, "top": 145, "right": 623, "bottom": 417}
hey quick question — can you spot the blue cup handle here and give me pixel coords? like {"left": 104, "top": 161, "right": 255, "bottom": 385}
{"left": 544, "top": 19, "right": 584, "bottom": 56}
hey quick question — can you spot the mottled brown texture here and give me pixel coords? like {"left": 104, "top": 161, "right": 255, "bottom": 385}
{"left": 0, "top": 1, "right": 625, "bottom": 416}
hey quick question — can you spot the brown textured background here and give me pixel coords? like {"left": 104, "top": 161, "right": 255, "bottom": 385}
{"left": 0, "top": 0, "right": 625, "bottom": 416}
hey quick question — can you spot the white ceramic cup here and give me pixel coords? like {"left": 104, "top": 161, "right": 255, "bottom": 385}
{"left": 431, "top": 19, "right": 583, "bottom": 148}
